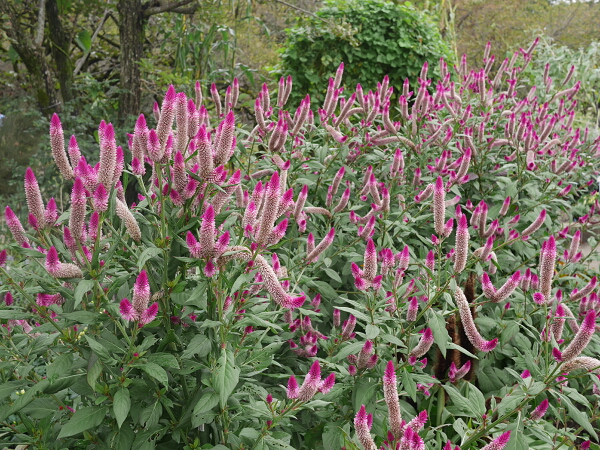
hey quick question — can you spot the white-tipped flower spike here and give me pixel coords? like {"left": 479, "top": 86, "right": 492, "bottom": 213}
{"left": 306, "top": 228, "right": 335, "bottom": 263}
{"left": 45, "top": 246, "right": 83, "bottom": 278}
{"left": 408, "top": 328, "right": 434, "bottom": 358}
{"left": 383, "top": 361, "right": 403, "bottom": 437}
{"left": 492, "top": 271, "right": 521, "bottom": 303}
{"left": 115, "top": 199, "right": 141, "bottom": 242}
{"left": 499, "top": 196, "right": 511, "bottom": 216}
{"left": 214, "top": 112, "right": 236, "bottom": 166}
{"left": 454, "top": 214, "right": 469, "bottom": 273}
{"left": 257, "top": 172, "right": 282, "bottom": 247}
{"left": 570, "top": 276, "right": 597, "bottom": 301}
{"left": 554, "top": 310, "right": 597, "bottom": 362}
{"left": 297, "top": 360, "right": 322, "bottom": 402}
{"left": 522, "top": 209, "right": 547, "bottom": 237}
{"left": 354, "top": 405, "right": 377, "bottom": 450}
{"left": 24, "top": 168, "right": 46, "bottom": 229}
{"left": 560, "top": 356, "right": 600, "bottom": 374}
{"left": 538, "top": 236, "right": 556, "bottom": 301}
{"left": 530, "top": 399, "right": 549, "bottom": 421}
{"left": 173, "top": 151, "right": 187, "bottom": 192}
{"left": 50, "top": 114, "right": 74, "bottom": 180}
{"left": 199, "top": 204, "right": 216, "bottom": 258}
{"left": 68, "top": 135, "right": 82, "bottom": 170}
{"left": 407, "top": 297, "right": 419, "bottom": 321}
{"left": 455, "top": 287, "right": 498, "bottom": 351}
{"left": 551, "top": 304, "right": 566, "bottom": 342}
{"left": 98, "top": 123, "right": 117, "bottom": 189}
{"left": 480, "top": 431, "right": 511, "bottom": 450}
{"left": 415, "top": 183, "right": 433, "bottom": 202}
{"left": 362, "top": 239, "right": 378, "bottom": 282}
{"left": 433, "top": 176, "right": 446, "bottom": 236}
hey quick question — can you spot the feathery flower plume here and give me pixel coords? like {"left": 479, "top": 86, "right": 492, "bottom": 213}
{"left": 93, "top": 184, "right": 109, "bottom": 212}
{"left": 115, "top": 199, "right": 142, "bottom": 242}
{"left": 210, "top": 83, "right": 222, "bottom": 117}
{"left": 297, "top": 361, "right": 322, "bottom": 401}
{"left": 455, "top": 287, "right": 498, "bottom": 351}
{"left": 538, "top": 236, "right": 556, "bottom": 301}
{"left": 568, "top": 230, "right": 581, "bottom": 261}
{"left": 306, "top": 228, "right": 335, "bottom": 263}
{"left": 480, "top": 431, "right": 511, "bottom": 450}
{"left": 554, "top": 310, "right": 597, "bottom": 362}
{"left": 522, "top": 209, "right": 546, "bottom": 237}
{"left": 98, "top": 123, "right": 117, "bottom": 189}
{"left": 132, "top": 270, "right": 151, "bottom": 317}
{"left": 45, "top": 246, "right": 83, "bottom": 278}
{"left": 560, "top": 356, "right": 600, "bottom": 374}
{"left": 449, "top": 361, "right": 471, "bottom": 383}
{"left": 408, "top": 328, "right": 434, "bottom": 358}
{"left": 383, "top": 361, "right": 403, "bottom": 437}
{"left": 433, "top": 176, "right": 446, "bottom": 236}
{"left": 139, "top": 302, "right": 159, "bottom": 325}
{"left": 354, "top": 405, "right": 377, "bottom": 450}
{"left": 492, "top": 271, "right": 521, "bottom": 303}
{"left": 24, "top": 168, "right": 46, "bottom": 229}
{"left": 407, "top": 297, "right": 419, "bottom": 321}
{"left": 69, "top": 178, "right": 87, "bottom": 243}
{"left": 5, "top": 206, "right": 29, "bottom": 247}
{"left": 530, "top": 399, "right": 549, "bottom": 420}
{"left": 0, "top": 249, "right": 7, "bottom": 267}
{"left": 45, "top": 198, "right": 58, "bottom": 226}
{"left": 454, "top": 214, "right": 469, "bottom": 273}
{"left": 286, "top": 375, "right": 299, "bottom": 399}
{"left": 195, "top": 125, "right": 214, "bottom": 178}
{"left": 50, "top": 114, "right": 74, "bottom": 179}
{"left": 570, "top": 276, "right": 597, "bottom": 302}
{"left": 157, "top": 85, "right": 177, "bottom": 153}
{"left": 341, "top": 315, "right": 357, "bottom": 341}
{"left": 119, "top": 298, "right": 137, "bottom": 321}
{"left": 68, "top": 135, "right": 82, "bottom": 169}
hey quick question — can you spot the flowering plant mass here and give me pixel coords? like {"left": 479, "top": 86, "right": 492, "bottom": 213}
{"left": 1, "top": 38, "right": 600, "bottom": 450}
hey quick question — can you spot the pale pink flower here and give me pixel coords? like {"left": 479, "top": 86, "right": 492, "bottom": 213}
{"left": 383, "top": 361, "right": 403, "bottom": 436}
{"left": 119, "top": 298, "right": 137, "bottom": 321}
{"left": 480, "top": 431, "right": 511, "bottom": 450}
{"left": 139, "top": 302, "right": 159, "bottom": 326}
{"left": 560, "top": 356, "right": 600, "bottom": 374}
{"left": 45, "top": 198, "right": 58, "bottom": 226}
{"left": 24, "top": 168, "right": 46, "bottom": 229}
{"left": 449, "top": 361, "right": 471, "bottom": 383}
{"left": 45, "top": 246, "right": 83, "bottom": 278}
{"left": 98, "top": 123, "right": 117, "bottom": 189}
{"left": 492, "top": 271, "right": 521, "bottom": 303}
{"left": 522, "top": 209, "right": 546, "bottom": 237}
{"left": 306, "top": 228, "right": 335, "bottom": 263}
{"left": 570, "top": 276, "right": 597, "bottom": 302}
{"left": 69, "top": 178, "right": 87, "bottom": 243}
{"left": 341, "top": 315, "right": 357, "bottom": 341}
{"left": 50, "top": 114, "right": 74, "bottom": 180}
{"left": 454, "top": 214, "right": 469, "bottom": 273}
{"left": 408, "top": 328, "right": 434, "bottom": 358}
{"left": 554, "top": 310, "right": 597, "bottom": 362}
{"left": 319, "top": 373, "right": 336, "bottom": 394}
{"left": 455, "top": 287, "right": 498, "bottom": 351}
{"left": 530, "top": 399, "right": 549, "bottom": 420}
{"left": 354, "top": 405, "right": 377, "bottom": 450}
{"left": 93, "top": 184, "right": 109, "bottom": 212}
{"left": 407, "top": 297, "right": 419, "bottom": 321}
{"left": 433, "top": 176, "right": 446, "bottom": 236}
{"left": 5, "top": 206, "right": 29, "bottom": 246}
{"left": 132, "top": 270, "right": 151, "bottom": 317}
{"left": 297, "top": 360, "right": 322, "bottom": 401}
{"left": 115, "top": 199, "right": 141, "bottom": 242}
{"left": 538, "top": 236, "right": 556, "bottom": 301}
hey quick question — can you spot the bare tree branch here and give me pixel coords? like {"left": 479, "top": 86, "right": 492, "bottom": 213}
{"left": 34, "top": 0, "right": 46, "bottom": 46}
{"left": 74, "top": 9, "right": 110, "bottom": 76}
{"left": 144, "top": 0, "right": 197, "bottom": 17}
{"left": 269, "top": 0, "right": 326, "bottom": 22}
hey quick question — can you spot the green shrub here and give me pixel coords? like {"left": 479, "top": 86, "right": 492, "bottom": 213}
{"left": 280, "top": 0, "right": 453, "bottom": 105}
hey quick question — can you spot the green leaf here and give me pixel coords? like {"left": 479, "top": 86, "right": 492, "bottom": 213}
{"left": 444, "top": 384, "right": 479, "bottom": 418}
{"left": 0, "top": 310, "right": 31, "bottom": 320}
{"left": 57, "top": 406, "right": 107, "bottom": 438}
{"left": 136, "top": 362, "right": 168, "bottom": 387}
{"left": 85, "top": 335, "right": 113, "bottom": 363}
{"left": 137, "top": 247, "right": 163, "bottom": 271}
{"left": 74, "top": 279, "right": 94, "bottom": 308}
{"left": 401, "top": 368, "right": 417, "bottom": 402}
{"left": 148, "top": 353, "right": 179, "bottom": 369}
{"left": 557, "top": 393, "right": 598, "bottom": 439}
{"left": 47, "top": 353, "right": 73, "bottom": 382}
{"left": 213, "top": 349, "right": 240, "bottom": 408}
{"left": 323, "top": 268, "right": 342, "bottom": 284}
{"left": 87, "top": 359, "right": 102, "bottom": 390}
{"left": 365, "top": 324, "right": 380, "bottom": 339}
{"left": 182, "top": 334, "right": 211, "bottom": 359}
{"left": 427, "top": 310, "right": 449, "bottom": 357}
{"left": 75, "top": 30, "right": 92, "bottom": 53}
{"left": 113, "top": 387, "right": 131, "bottom": 429}
{"left": 192, "top": 391, "right": 220, "bottom": 427}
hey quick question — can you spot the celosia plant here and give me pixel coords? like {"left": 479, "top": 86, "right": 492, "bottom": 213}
{"left": 1, "top": 36, "right": 600, "bottom": 450}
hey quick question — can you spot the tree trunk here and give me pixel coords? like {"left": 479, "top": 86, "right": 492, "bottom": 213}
{"left": 46, "top": 0, "right": 74, "bottom": 106}
{"left": 0, "top": 1, "right": 59, "bottom": 113}
{"left": 117, "top": 0, "right": 145, "bottom": 123}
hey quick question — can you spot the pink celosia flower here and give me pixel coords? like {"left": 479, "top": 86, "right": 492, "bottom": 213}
{"left": 407, "top": 297, "right": 419, "bottom": 321}
{"left": 50, "top": 114, "right": 74, "bottom": 180}
{"left": 24, "top": 168, "right": 46, "bottom": 229}
{"left": 530, "top": 399, "right": 549, "bottom": 420}
{"left": 480, "top": 431, "right": 511, "bottom": 450}
{"left": 306, "top": 228, "right": 335, "bottom": 263}
{"left": 433, "top": 176, "right": 446, "bottom": 236}
{"left": 132, "top": 270, "right": 151, "bottom": 317}
{"left": 522, "top": 209, "right": 546, "bottom": 237}
{"left": 119, "top": 298, "right": 137, "bottom": 321}
{"left": 455, "top": 287, "right": 498, "bottom": 352}
{"left": 354, "top": 405, "right": 377, "bottom": 450}
{"left": 0, "top": 249, "right": 7, "bottom": 267}
{"left": 554, "top": 310, "right": 597, "bottom": 362}
{"left": 297, "top": 360, "right": 322, "bottom": 401}
{"left": 449, "top": 361, "right": 471, "bottom": 383}
{"left": 408, "top": 328, "right": 434, "bottom": 358}
{"left": 570, "top": 276, "right": 597, "bottom": 302}
{"left": 45, "top": 246, "right": 83, "bottom": 278}
{"left": 538, "top": 236, "right": 556, "bottom": 301}
{"left": 286, "top": 375, "right": 299, "bottom": 399}
{"left": 454, "top": 214, "right": 469, "bottom": 273}
{"left": 383, "top": 361, "right": 403, "bottom": 437}
{"left": 5, "top": 206, "right": 29, "bottom": 246}
{"left": 319, "top": 373, "right": 336, "bottom": 394}
{"left": 492, "top": 271, "right": 521, "bottom": 303}
{"left": 139, "top": 302, "right": 159, "bottom": 325}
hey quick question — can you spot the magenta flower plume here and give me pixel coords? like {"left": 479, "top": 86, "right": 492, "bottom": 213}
{"left": 492, "top": 271, "right": 521, "bottom": 303}
{"left": 530, "top": 399, "right": 549, "bottom": 420}
{"left": 319, "top": 373, "right": 336, "bottom": 394}
{"left": 147, "top": 129, "right": 162, "bottom": 162}
{"left": 4, "top": 291, "right": 13, "bottom": 305}
{"left": 69, "top": 177, "right": 87, "bottom": 243}
{"left": 397, "top": 245, "right": 410, "bottom": 270}
{"left": 306, "top": 228, "right": 335, "bottom": 263}
{"left": 455, "top": 288, "right": 498, "bottom": 352}
{"left": 132, "top": 270, "right": 151, "bottom": 317}
{"left": 297, "top": 360, "right": 322, "bottom": 401}
{"left": 157, "top": 85, "right": 176, "bottom": 152}
{"left": 555, "top": 310, "right": 597, "bottom": 362}
{"left": 570, "top": 276, "right": 597, "bottom": 301}
{"left": 139, "top": 302, "right": 159, "bottom": 326}
{"left": 538, "top": 235, "right": 556, "bottom": 301}
{"left": 115, "top": 199, "right": 142, "bottom": 242}
{"left": 363, "top": 238, "right": 378, "bottom": 282}
{"left": 408, "top": 328, "right": 434, "bottom": 358}
{"left": 5, "top": 206, "right": 29, "bottom": 246}
{"left": 454, "top": 214, "right": 469, "bottom": 273}
{"left": 0, "top": 249, "right": 7, "bottom": 267}
{"left": 98, "top": 123, "right": 117, "bottom": 189}
{"left": 68, "top": 135, "right": 82, "bottom": 169}
{"left": 45, "top": 198, "right": 58, "bottom": 226}
{"left": 354, "top": 405, "right": 377, "bottom": 450}
{"left": 119, "top": 298, "right": 137, "bottom": 321}
{"left": 50, "top": 114, "right": 74, "bottom": 180}
{"left": 357, "top": 340, "right": 374, "bottom": 369}
{"left": 45, "top": 246, "right": 83, "bottom": 278}
{"left": 433, "top": 176, "right": 446, "bottom": 236}
{"left": 341, "top": 314, "right": 357, "bottom": 341}
{"left": 383, "top": 360, "right": 403, "bottom": 437}
{"left": 214, "top": 111, "right": 236, "bottom": 166}
{"left": 481, "top": 431, "right": 511, "bottom": 450}
{"left": 522, "top": 209, "right": 546, "bottom": 237}
{"left": 199, "top": 204, "right": 216, "bottom": 258}
{"left": 93, "top": 184, "right": 109, "bottom": 212}
{"left": 286, "top": 375, "right": 299, "bottom": 399}
{"left": 24, "top": 168, "right": 46, "bottom": 229}
{"left": 407, "top": 296, "right": 419, "bottom": 321}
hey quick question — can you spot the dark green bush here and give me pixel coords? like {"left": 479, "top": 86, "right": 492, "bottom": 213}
{"left": 280, "top": 0, "right": 453, "bottom": 105}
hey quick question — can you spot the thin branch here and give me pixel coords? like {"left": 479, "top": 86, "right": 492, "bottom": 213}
{"left": 269, "top": 0, "right": 326, "bottom": 22}
{"left": 73, "top": 9, "right": 110, "bottom": 76}
{"left": 144, "top": 0, "right": 197, "bottom": 17}
{"left": 34, "top": 0, "right": 46, "bottom": 46}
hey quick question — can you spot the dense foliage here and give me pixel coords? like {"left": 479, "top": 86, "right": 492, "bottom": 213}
{"left": 1, "top": 39, "right": 600, "bottom": 450}
{"left": 280, "top": 0, "right": 452, "bottom": 105}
